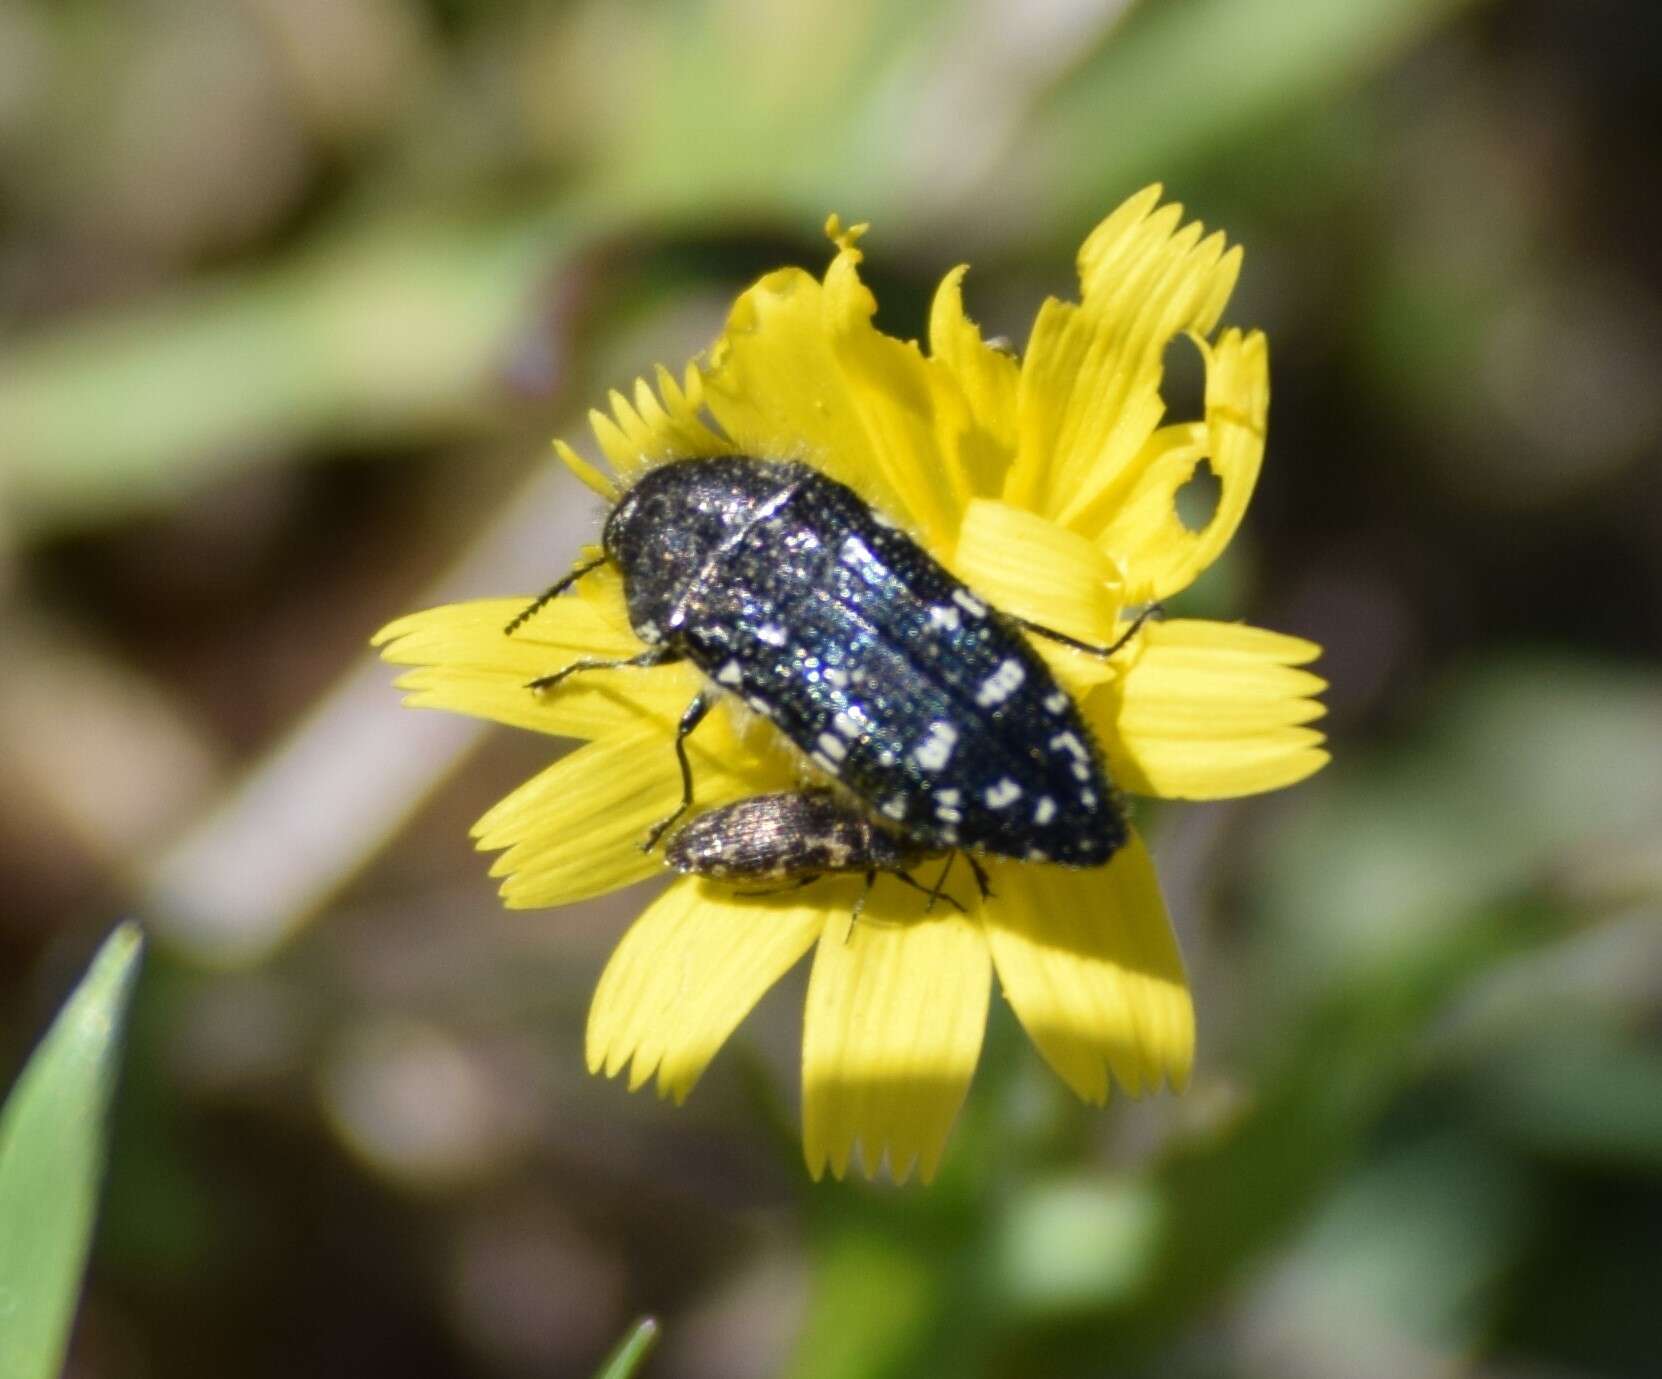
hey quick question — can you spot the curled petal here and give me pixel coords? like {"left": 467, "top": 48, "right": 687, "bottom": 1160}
{"left": 928, "top": 264, "right": 1019, "bottom": 501}
{"left": 588, "top": 879, "right": 822, "bottom": 1102}
{"left": 821, "top": 241, "right": 969, "bottom": 544}
{"left": 984, "top": 833, "right": 1192, "bottom": 1104}
{"left": 1093, "top": 329, "right": 1269, "bottom": 602}
{"left": 703, "top": 266, "right": 904, "bottom": 518}
{"left": 1008, "top": 188, "right": 1242, "bottom": 528}
{"left": 702, "top": 239, "right": 970, "bottom": 549}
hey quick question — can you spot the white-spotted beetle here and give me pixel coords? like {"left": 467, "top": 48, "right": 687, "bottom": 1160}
{"left": 509, "top": 456, "right": 1150, "bottom": 865}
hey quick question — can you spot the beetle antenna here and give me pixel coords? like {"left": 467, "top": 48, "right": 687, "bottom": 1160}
{"left": 504, "top": 555, "right": 607, "bottom": 636}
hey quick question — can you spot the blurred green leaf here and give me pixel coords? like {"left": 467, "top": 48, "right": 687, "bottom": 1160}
{"left": 789, "top": 1215, "right": 946, "bottom": 1379}
{"left": 593, "top": 1316, "right": 660, "bottom": 1379}
{"left": 1477, "top": 1029, "right": 1662, "bottom": 1171}
{"left": 0, "top": 210, "right": 582, "bottom": 537}
{"left": 1242, "top": 1131, "right": 1535, "bottom": 1374}
{"left": 1030, "top": 0, "right": 1479, "bottom": 225}
{"left": 0, "top": 923, "right": 144, "bottom": 1379}
{"left": 992, "top": 1175, "right": 1165, "bottom": 1318}
{"left": 1256, "top": 657, "right": 1662, "bottom": 1000}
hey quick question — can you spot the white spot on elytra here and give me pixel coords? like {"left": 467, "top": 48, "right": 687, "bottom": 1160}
{"left": 1026, "top": 847, "right": 1049, "bottom": 862}
{"left": 1049, "top": 731, "right": 1088, "bottom": 761}
{"left": 1033, "top": 796, "right": 1057, "bottom": 826}
{"left": 912, "top": 720, "right": 959, "bottom": 772}
{"left": 841, "top": 535, "right": 875, "bottom": 565}
{"left": 747, "top": 696, "right": 772, "bottom": 717}
{"left": 717, "top": 660, "right": 743, "bottom": 686}
{"left": 881, "top": 795, "right": 907, "bottom": 820}
{"left": 941, "top": 827, "right": 960, "bottom": 845}
{"left": 877, "top": 748, "right": 896, "bottom": 768}
{"left": 811, "top": 750, "right": 840, "bottom": 776}
{"left": 871, "top": 509, "right": 898, "bottom": 529}
{"left": 816, "top": 733, "right": 847, "bottom": 763}
{"left": 823, "top": 666, "right": 849, "bottom": 688}
{"left": 1044, "top": 692, "right": 1070, "bottom": 714}
{"left": 637, "top": 620, "right": 660, "bottom": 642}
{"left": 929, "top": 605, "right": 961, "bottom": 631}
{"left": 985, "top": 778, "right": 1022, "bottom": 809}
{"left": 833, "top": 709, "right": 863, "bottom": 739}
{"left": 756, "top": 623, "right": 787, "bottom": 647}
{"left": 935, "top": 788, "right": 961, "bottom": 806}
{"left": 935, "top": 805, "right": 964, "bottom": 823}
{"left": 1080, "top": 789, "right": 1098, "bottom": 808}
{"left": 1072, "top": 762, "right": 1091, "bottom": 781}
{"left": 976, "top": 658, "right": 1026, "bottom": 707}
{"left": 952, "top": 589, "right": 987, "bottom": 618}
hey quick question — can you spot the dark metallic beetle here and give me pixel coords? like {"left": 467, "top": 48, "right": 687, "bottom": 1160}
{"left": 664, "top": 790, "right": 977, "bottom": 916}
{"left": 509, "top": 456, "right": 1147, "bottom": 865}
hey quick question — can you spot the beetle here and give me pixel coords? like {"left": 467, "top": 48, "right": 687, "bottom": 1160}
{"left": 664, "top": 789, "right": 982, "bottom": 918}
{"left": 507, "top": 455, "right": 1151, "bottom": 864}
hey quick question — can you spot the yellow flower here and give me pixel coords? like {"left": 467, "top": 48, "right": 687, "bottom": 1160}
{"left": 375, "top": 186, "right": 1327, "bottom": 1184}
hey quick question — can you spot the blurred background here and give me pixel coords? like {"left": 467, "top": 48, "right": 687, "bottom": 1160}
{"left": 3, "top": 0, "right": 1661, "bottom": 1375}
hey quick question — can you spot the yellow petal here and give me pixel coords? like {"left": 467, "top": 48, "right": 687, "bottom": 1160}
{"left": 928, "top": 264, "right": 1019, "bottom": 501}
{"left": 822, "top": 242, "right": 972, "bottom": 545}
{"left": 1008, "top": 188, "right": 1241, "bottom": 528}
{"left": 802, "top": 902, "right": 991, "bottom": 1184}
{"left": 374, "top": 590, "right": 690, "bottom": 740}
{"left": 472, "top": 719, "right": 783, "bottom": 908}
{"left": 554, "top": 439, "right": 618, "bottom": 500}
{"left": 952, "top": 499, "right": 1123, "bottom": 648}
{"left": 701, "top": 244, "right": 966, "bottom": 550}
{"left": 703, "top": 267, "right": 896, "bottom": 508}
{"left": 1093, "top": 329, "right": 1269, "bottom": 602}
{"left": 984, "top": 833, "right": 1192, "bottom": 1103}
{"left": 569, "top": 371, "right": 729, "bottom": 484}
{"left": 587, "top": 878, "right": 822, "bottom": 1102}
{"left": 1094, "top": 618, "right": 1329, "bottom": 799}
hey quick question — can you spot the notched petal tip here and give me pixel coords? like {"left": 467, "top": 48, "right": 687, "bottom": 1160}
{"left": 824, "top": 213, "right": 870, "bottom": 252}
{"left": 587, "top": 882, "right": 822, "bottom": 1110}
{"left": 984, "top": 838, "right": 1193, "bottom": 1105}
{"left": 801, "top": 911, "right": 991, "bottom": 1186}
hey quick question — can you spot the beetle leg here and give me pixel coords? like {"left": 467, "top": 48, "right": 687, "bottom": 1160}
{"left": 525, "top": 643, "right": 681, "bottom": 693}
{"left": 923, "top": 852, "right": 957, "bottom": 913}
{"left": 1012, "top": 602, "right": 1164, "bottom": 659}
{"left": 642, "top": 690, "right": 715, "bottom": 851}
{"left": 893, "top": 867, "right": 965, "bottom": 915}
{"left": 504, "top": 555, "right": 608, "bottom": 636}
{"left": 965, "top": 854, "right": 993, "bottom": 900}
{"left": 839, "top": 871, "right": 886, "bottom": 943}
{"left": 851, "top": 871, "right": 876, "bottom": 927}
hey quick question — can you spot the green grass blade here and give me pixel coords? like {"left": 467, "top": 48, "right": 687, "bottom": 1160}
{"left": 592, "top": 1317, "right": 660, "bottom": 1379}
{"left": 0, "top": 923, "right": 145, "bottom": 1379}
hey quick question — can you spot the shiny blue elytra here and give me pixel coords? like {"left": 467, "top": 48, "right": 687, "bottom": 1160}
{"left": 515, "top": 455, "right": 1128, "bottom": 866}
